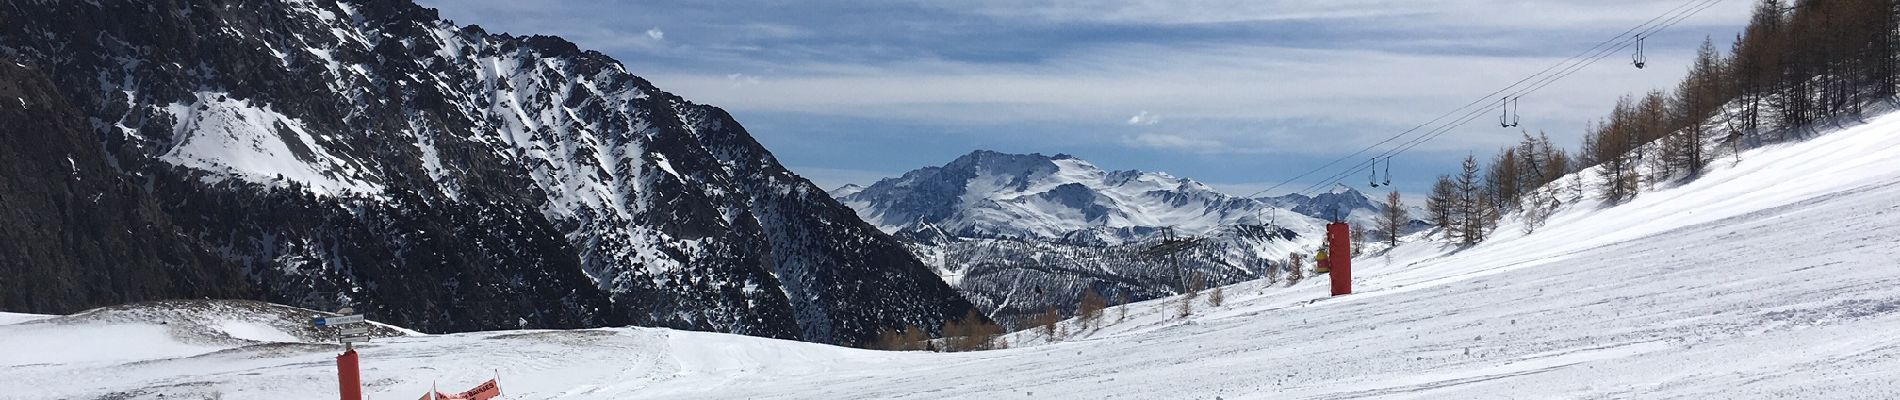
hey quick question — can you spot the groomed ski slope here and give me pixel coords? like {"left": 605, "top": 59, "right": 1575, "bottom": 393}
{"left": 5, "top": 110, "right": 1900, "bottom": 399}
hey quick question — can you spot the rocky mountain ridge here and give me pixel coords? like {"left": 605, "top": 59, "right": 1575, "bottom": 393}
{"left": 0, "top": 0, "right": 975, "bottom": 345}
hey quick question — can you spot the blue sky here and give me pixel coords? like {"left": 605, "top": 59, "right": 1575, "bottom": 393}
{"left": 418, "top": 0, "right": 1752, "bottom": 198}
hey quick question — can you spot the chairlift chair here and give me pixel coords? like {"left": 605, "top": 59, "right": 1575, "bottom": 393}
{"left": 1369, "top": 158, "right": 1382, "bottom": 188}
{"left": 1368, "top": 157, "right": 1392, "bottom": 188}
{"left": 1498, "top": 96, "right": 1520, "bottom": 128}
{"left": 1632, "top": 36, "right": 1647, "bottom": 69}
{"left": 1380, "top": 158, "right": 1392, "bottom": 187}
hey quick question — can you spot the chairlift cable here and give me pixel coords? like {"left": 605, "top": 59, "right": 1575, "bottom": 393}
{"left": 1305, "top": 0, "right": 1726, "bottom": 197}
{"left": 1377, "top": 0, "right": 1723, "bottom": 161}
{"left": 1246, "top": 0, "right": 1723, "bottom": 201}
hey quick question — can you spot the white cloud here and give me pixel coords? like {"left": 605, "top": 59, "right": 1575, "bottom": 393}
{"left": 1127, "top": 111, "right": 1159, "bottom": 125}
{"left": 725, "top": 73, "right": 763, "bottom": 87}
{"left": 646, "top": 27, "right": 665, "bottom": 41}
{"left": 1121, "top": 133, "right": 1228, "bottom": 153}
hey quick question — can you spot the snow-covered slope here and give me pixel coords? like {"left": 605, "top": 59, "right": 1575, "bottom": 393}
{"left": 18, "top": 107, "right": 1899, "bottom": 399}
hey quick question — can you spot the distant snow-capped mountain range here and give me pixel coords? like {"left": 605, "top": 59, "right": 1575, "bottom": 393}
{"left": 833, "top": 150, "right": 1412, "bottom": 243}
{"left": 1259, "top": 185, "right": 1429, "bottom": 234}
{"left": 830, "top": 150, "right": 1424, "bottom": 325}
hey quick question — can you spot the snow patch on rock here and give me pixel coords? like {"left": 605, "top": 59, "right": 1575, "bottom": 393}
{"left": 160, "top": 91, "right": 381, "bottom": 197}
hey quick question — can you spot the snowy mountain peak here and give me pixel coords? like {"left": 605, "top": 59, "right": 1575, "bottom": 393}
{"left": 944, "top": 150, "right": 1066, "bottom": 180}
{"left": 839, "top": 151, "right": 1303, "bottom": 242}
{"left": 1305, "top": 186, "right": 1377, "bottom": 219}
{"left": 829, "top": 184, "right": 865, "bottom": 198}
{"left": 1253, "top": 184, "right": 1394, "bottom": 225}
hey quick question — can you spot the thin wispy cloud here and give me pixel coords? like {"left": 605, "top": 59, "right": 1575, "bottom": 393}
{"left": 724, "top": 73, "right": 762, "bottom": 87}
{"left": 945, "top": 0, "right": 1425, "bottom": 25}
{"left": 1127, "top": 111, "right": 1160, "bottom": 126}
{"left": 1121, "top": 133, "right": 1226, "bottom": 153}
{"left": 943, "top": 0, "right": 1744, "bottom": 29}
{"left": 641, "top": 42, "right": 1694, "bottom": 155}
{"left": 646, "top": 27, "right": 665, "bottom": 41}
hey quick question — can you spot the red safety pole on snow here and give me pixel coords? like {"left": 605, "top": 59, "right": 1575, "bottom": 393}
{"left": 337, "top": 345, "right": 363, "bottom": 400}
{"left": 1327, "top": 222, "right": 1353, "bottom": 296}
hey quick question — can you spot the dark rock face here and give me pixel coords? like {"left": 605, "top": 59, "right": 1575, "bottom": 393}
{"left": 0, "top": 0, "right": 975, "bottom": 345}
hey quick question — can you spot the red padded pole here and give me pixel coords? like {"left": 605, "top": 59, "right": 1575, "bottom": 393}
{"left": 1327, "top": 222, "right": 1352, "bottom": 296}
{"left": 337, "top": 347, "right": 362, "bottom": 400}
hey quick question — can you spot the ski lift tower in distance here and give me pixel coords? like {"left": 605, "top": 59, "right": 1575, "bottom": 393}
{"left": 1142, "top": 226, "right": 1204, "bottom": 293}
{"left": 1327, "top": 219, "right": 1353, "bottom": 296}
